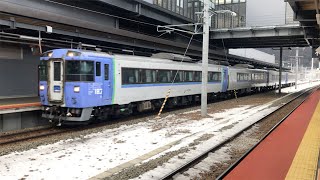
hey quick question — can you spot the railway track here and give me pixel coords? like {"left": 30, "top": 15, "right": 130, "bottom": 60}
{"left": 0, "top": 86, "right": 313, "bottom": 152}
{"left": 160, "top": 86, "right": 318, "bottom": 180}
{"left": 0, "top": 127, "right": 72, "bottom": 146}
{"left": 0, "top": 88, "right": 280, "bottom": 147}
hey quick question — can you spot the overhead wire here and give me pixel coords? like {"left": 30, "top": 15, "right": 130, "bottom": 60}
{"left": 157, "top": 19, "right": 203, "bottom": 117}
{"left": 43, "top": 0, "right": 209, "bottom": 56}
{"left": 43, "top": 0, "right": 159, "bottom": 27}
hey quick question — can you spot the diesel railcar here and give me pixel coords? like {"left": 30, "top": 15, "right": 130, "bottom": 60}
{"left": 39, "top": 49, "right": 294, "bottom": 125}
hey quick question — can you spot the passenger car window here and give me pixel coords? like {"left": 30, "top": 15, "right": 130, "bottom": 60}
{"left": 104, "top": 64, "right": 109, "bottom": 80}
{"left": 96, "top": 62, "right": 101, "bottom": 76}
{"left": 122, "top": 68, "right": 139, "bottom": 84}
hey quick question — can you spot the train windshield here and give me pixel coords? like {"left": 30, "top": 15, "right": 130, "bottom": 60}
{"left": 66, "top": 60, "right": 94, "bottom": 81}
{"left": 39, "top": 61, "right": 47, "bottom": 81}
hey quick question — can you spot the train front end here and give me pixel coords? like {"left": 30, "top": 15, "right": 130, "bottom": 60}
{"left": 39, "top": 49, "right": 113, "bottom": 126}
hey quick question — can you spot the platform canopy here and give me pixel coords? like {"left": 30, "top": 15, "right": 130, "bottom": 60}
{"left": 210, "top": 24, "right": 308, "bottom": 48}
{"left": 286, "top": 0, "right": 320, "bottom": 47}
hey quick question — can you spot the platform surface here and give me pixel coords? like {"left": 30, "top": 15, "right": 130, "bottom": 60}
{"left": 0, "top": 96, "right": 41, "bottom": 114}
{"left": 224, "top": 89, "right": 320, "bottom": 180}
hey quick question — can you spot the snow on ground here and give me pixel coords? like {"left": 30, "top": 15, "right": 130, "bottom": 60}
{"left": 277, "top": 80, "right": 320, "bottom": 93}
{"left": 0, "top": 82, "right": 319, "bottom": 180}
{"left": 133, "top": 104, "right": 279, "bottom": 180}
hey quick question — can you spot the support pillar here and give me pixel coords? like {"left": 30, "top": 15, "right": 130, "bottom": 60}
{"left": 279, "top": 47, "right": 283, "bottom": 94}
{"left": 295, "top": 48, "right": 299, "bottom": 89}
{"left": 201, "top": 1, "right": 209, "bottom": 117}
{"left": 312, "top": 47, "right": 319, "bottom": 79}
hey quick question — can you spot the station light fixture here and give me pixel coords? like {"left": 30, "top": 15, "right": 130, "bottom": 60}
{"left": 19, "top": 35, "right": 40, "bottom": 41}
{"left": 81, "top": 43, "right": 96, "bottom": 48}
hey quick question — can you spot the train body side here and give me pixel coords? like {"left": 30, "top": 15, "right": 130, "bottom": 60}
{"left": 38, "top": 48, "right": 296, "bottom": 124}
{"left": 112, "top": 55, "right": 225, "bottom": 105}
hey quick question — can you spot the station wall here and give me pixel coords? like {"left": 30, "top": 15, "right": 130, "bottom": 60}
{"left": 0, "top": 44, "right": 39, "bottom": 98}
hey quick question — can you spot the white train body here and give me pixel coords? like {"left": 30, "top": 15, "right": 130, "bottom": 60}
{"left": 113, "top": 55, "right": 225, "bottom": 105}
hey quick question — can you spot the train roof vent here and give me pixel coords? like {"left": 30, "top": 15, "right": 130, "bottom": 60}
{"left": 234, "top": 64, "right": 254, "bottom": 69}
{"left": 151, "top": 53, "right": 194, "bottom": 62}
{"left": 197, "top": 60, "right": 230, "bottom": 66}
{"left": 266, "top": 68, "right": 278, "bottom": 71}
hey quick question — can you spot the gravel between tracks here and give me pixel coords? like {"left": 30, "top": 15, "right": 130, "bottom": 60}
{"left": 0, "top": 89, "right": 306, "bottom": 180}
{"left": 176, "top": 90, "right": 312, "bottom": 179}
{"left": 101, "top": 92, "right": 294, "bottom": 180}
{"left": 0, "top": 91, "right": 285, "bottom": 157}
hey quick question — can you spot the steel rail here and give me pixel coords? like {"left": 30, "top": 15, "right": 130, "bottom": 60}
{"left": 0, "top": 128, "right": 70, "bottom": 146}
{"left": 216, "top": 86, "right": 319, "bottom": 179}
{"left": 160, "top": 86, "right": 318, "bottom": 180}
{"left": 0, "top": 126, "right": 53, "bottom": 139}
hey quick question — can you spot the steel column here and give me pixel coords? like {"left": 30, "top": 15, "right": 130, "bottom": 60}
{"left": 279, "top": 47, "right": 283, "bottom": 94}
{"left": 201, "top": 0, "right": 209, "bottom": 118}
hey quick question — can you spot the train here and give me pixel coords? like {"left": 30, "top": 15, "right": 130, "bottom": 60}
{"left": 39, "top": 49, "right": 295, "bottom": 125}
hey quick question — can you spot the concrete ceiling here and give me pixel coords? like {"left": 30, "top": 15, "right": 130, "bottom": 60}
{"left": 286, "top": 0, "right": 320, "bottom": 47}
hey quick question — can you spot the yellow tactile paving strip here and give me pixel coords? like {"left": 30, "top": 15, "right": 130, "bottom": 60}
{"left": 285, "top": 100, "right": 320, "bottom": 180}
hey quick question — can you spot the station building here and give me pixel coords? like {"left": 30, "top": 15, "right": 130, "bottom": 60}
{"left": 0, "top": 0, "right": 304, "bottom": 131}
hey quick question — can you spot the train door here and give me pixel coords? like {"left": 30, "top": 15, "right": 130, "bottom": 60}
{"left": 103, "top": 59, "right": 113, "bottom": 104}
{"left": 222, "top": 67, "right": 229, "bottom": 92}
{"left": 48, "top": 59, "right": 64, "bottom": 103}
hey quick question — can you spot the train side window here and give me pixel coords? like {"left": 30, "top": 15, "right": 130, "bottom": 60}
{"left": 39, "top": 61, "right": 48, "bottom": 81}
{"left": 140, "top": 69, "right": 156, "bottom": 83}
{"left": 157, "top": 70, "right": 171, "bottom": 83}
{"left": 209, "top": 72, "right": 221, "bottom": 82}
{"left": 194, "top": 71, "right": 201, "bottom": 82}
{"left": 104, "top": 64, "right": 109, "bottom": 80}
{"left": 184, "top": 71, "right": 194, "bottom": 82}
{"left": 146, "top": 69, "right": 156, "bottom": 83}
{"left": 171, "top": 70, "right": 183, "bottom": 82}
{"left": 122, "top": 68, "right": 139, "bottom": 84}
{"left": 96, "top": 62, "right": 101, "bottom": 76}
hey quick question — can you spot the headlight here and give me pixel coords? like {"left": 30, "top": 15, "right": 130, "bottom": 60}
{"left": 67, "top": 51, "right": 74, "bottom": 57}
{"left": 67, "top": 51, "right": 81, "bottom": 57}
{"left": 74, "top": 86, "right": 80, "bottom": 93}
{"left": 39, "top": 85, "right": 45, "bottom": 91}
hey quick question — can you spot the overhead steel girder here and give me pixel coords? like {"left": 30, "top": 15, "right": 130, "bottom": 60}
{"left": 286, "top": 0, "right": 320, "bottom": 48}
{"left": 96, "top": 0, "right": 193, "bottom": 25}
{"left": 0, "top": 0, "right": 188, "bottom": 43}
{"left": 0, "top": 0, "right": 283, "bottom": 67}
{"left": 0, "top": 18, "right": 233, "bottom": 61}
{"left": 0, "top": 18, "right": 279, "bottom": 68}
{"left": 210, "top": 25, "right": 304, "bottom": 39}
{"left": 0, "top": 0, "right": 229, "bottom": 58}
{"left": 210, "top": 25, "right": 309, "bottom": 48}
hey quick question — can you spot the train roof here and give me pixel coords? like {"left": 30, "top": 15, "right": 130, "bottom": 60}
{"left": 42, "top": 49, "right": 286, "bottom": 72}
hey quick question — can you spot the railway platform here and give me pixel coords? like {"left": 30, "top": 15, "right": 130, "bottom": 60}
{"left": 0, "top": 96, "right": 41, "bottom": 114}
{"left": 222, "top": 88, "right": 320, "bottom": 180}
{"left": 0, "top": 96, "right": 44, "bottom": 132}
